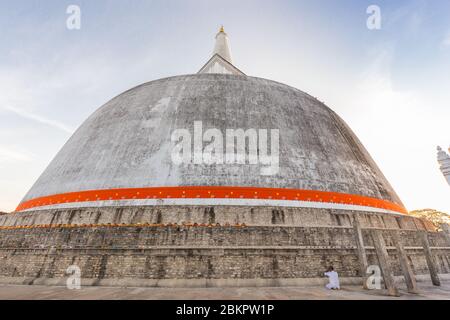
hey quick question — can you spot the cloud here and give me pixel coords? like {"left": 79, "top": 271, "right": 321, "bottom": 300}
{"left": 2, "top": 105, "right": 74, "bottom": 134}
{"left": 346, "top": 47, "right": 450, "bottom": 214}
{"left": 0, "top": 146, "right": 34, "bottom": 163}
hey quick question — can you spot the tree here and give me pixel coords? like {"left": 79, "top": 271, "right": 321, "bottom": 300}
{"left": 409, "top": 209, "right": 450, "bottom": 231}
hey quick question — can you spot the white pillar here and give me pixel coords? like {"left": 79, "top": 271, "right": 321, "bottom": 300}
{"left": 213, "top": 26, "right": 233, "bottom": 64}
{"left": 437, "top": 146, "right": 450, "bottom": 186}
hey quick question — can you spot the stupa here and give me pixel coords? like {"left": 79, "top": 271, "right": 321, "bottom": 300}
{"left": 0, "top": 28, "right": 448, "bottom": 289}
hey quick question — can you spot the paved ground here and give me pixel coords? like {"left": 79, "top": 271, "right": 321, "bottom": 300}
{"left": 0, "top": 281, "right": 449, "bottom": 300}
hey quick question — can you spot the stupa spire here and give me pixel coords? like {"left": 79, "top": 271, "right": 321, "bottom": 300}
{"left": 198, "top": 26, "right": 245, "bottom": 75}
{"left": 213, "top": 26, "right": 233, "bottom": 63}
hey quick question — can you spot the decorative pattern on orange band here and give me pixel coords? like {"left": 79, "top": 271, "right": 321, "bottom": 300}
{"left": 16, "top": 186, "right": 407, "bottom": 214}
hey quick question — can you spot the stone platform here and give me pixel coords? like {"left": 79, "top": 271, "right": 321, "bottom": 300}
{"left": 1, "top": 280, "right": 449, "bottom": 300}
{"left": 0, "top": 206, "right": 449, "bottom": 287}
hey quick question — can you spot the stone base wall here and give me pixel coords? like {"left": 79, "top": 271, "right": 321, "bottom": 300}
{"left": 0, "top": 205, "right": 436, "bottom": 230}
{"left": 0, "top": 206, "right": 448, "bottom": 287}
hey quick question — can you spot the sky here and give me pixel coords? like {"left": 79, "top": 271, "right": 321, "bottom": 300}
{"left": 0, "top": 0, "right": 449, "bottom": 213}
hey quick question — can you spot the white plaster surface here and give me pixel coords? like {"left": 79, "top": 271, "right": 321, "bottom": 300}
{"left": 20, "top": 74, "right": 404, "bottom": 210}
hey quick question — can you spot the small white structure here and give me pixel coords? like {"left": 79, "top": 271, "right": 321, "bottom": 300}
{"left": 198, "top": 26, "right": 245, "bottom": 76}
{"left": 437, "top": 146, "right": 450, "bottom": 186}
{"left": 213, "top": 26, "right": 233, "bottom": 64}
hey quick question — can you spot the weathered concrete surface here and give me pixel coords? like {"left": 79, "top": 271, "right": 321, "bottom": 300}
{"left": 20, "top": 74, "right": 403, "bottom": 208}
{"left": 371, "top": 229, "right": 399, "bottom": 296}
{"left": 393, "top": 231, "right": 418, "bottom": 293}
{"left": 0, "top": 281, "right": 449, "bottom": 300}
{"left": 421, "top": 231, "right": 441, "bottom": 286}
{"left": 1, "top": 205, "right": 424, "bottom": 229}
{"left": 352, "top": 216, "right": 368, "bottom": 288}
{"left": 441, "top": 223, "right": 450, "bottom": 246}
{"left": 0, "top": 209, "right": 447, "bottom": 284}
{"left": 2, "top": 207, "right": 445, "bottom": 287}
{"left": 0, "top": 215, "right": 449, "bottom": 286}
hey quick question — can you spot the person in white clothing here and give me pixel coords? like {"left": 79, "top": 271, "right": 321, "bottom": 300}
{"left": 324, "top": 266, "right": 340, "bottom": 290}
